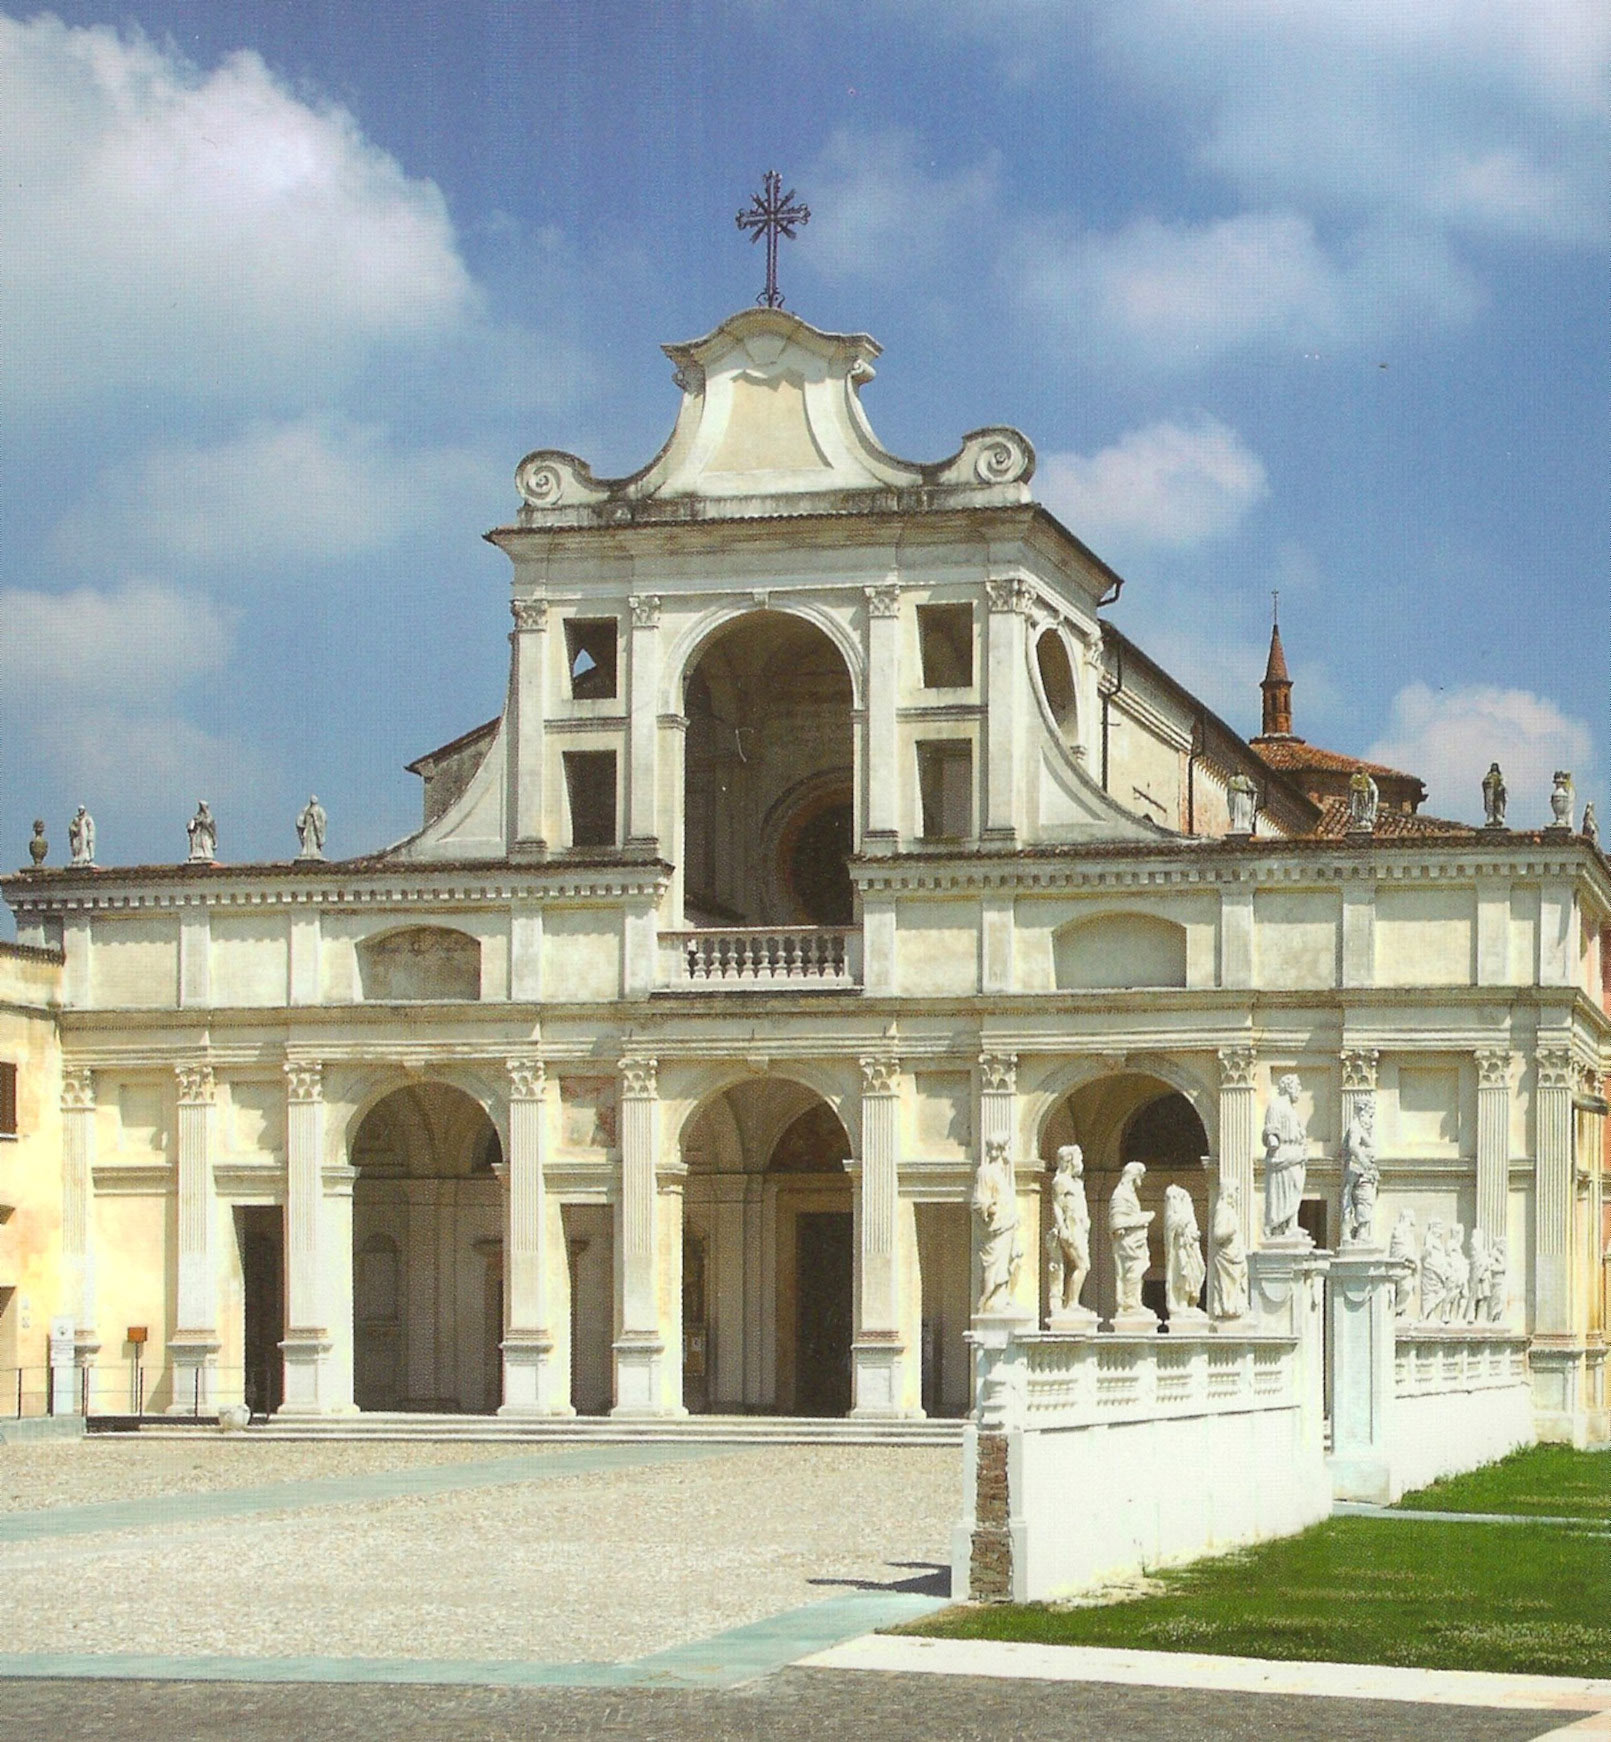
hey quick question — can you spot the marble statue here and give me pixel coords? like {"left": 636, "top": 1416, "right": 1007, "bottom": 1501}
{"left": 1549, "top": 770, "right": 1575, "bottom": 831}
{"left": 1486, "top": 1237, "right": 1508, "bottom": 1322}
{"left": 1227, "top": 773, "right": 1256, "bottom": 836}
{"left": 1584, "top": 803, "right": 1599, "bottom": 847}
{"left": 1045, "top": 1144, "right": 1091, "bottom": 1317}
{"left": 1388, "top": 1209, "right": 1418, "bottom": 1317}
{"left": 1446, "top": 1222, "right": 1471, "bottom": 1322}
{"left": 186, "top": 801, "right": 217, "bottom": 864}
{"left": 1339, "top": 1095, "right": 1380, "bottom": 1246}
{"left": 28, "top": 820, "right": 47, "bottom": 866}
{"left": 67, "top": 805, "right": 95, "bottom": 867}
{"left": 1163, "top": 1184, "right": 1206, "bottom": 1317}
{"left": 1262, "top": 1073, "right": 1308, "bottom": 1240}
{"left": 1210, "top": 1184, "right": 1249, "bottom": 1320}
{"left": 1419, "top": 1218, "right": 1451, "bottom": 1323}
{"left": 1109, "top": 1161, "right": 1154, "bottom": 1318}
{"left": 972, "top": 1141, "right": 1023, "bottom": 1315}
{"left": 1346, "top": 769, "right": 1379, "bottom": 834}
{"left": 1482, "top": 762, "right": 1507, "bottom": 828}
{"left": 296, "top": 795, "right": 327, "bottom": 861}
{"left": 1467, "top": 1228, "right": 1492, "bottom": 1324}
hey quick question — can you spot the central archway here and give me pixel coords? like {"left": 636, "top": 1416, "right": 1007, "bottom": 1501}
{"left": 680, "top": 1078, "right": 854, "bottom": 1415}
{"left": 681, "top": 612, "right": 855, "bottom": 927}
{"left": 351, "top": 1082, "right": 503, "bottom": 1413}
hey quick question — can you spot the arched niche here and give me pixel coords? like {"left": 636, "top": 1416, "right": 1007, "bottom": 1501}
{"left": 357, "top": 926, "right": 481, "bottom": 1002}
{"left": 1054, "top": 913, "right": 1188, "bottom": 990}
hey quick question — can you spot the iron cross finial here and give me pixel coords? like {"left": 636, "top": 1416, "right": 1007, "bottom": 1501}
{"left": 735, "top": 170, "right": 810, "bottom": 310}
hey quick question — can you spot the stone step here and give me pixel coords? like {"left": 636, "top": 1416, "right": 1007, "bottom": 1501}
{"left": 127, "top": 1412, "right": 966, "bottom": 1446}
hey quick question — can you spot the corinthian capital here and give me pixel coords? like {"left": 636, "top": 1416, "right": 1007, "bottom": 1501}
{"left": 60, "top": 1064, "right": 95, "bottom": 1112}
{"left": 618, "top": 1056, "right": 658, "bottom": 1099}
{"left": 977, "top": 1051, "right": 1018, "bottom": 1094}
{"left": 283, "top": 1060, "right": 323, "bottom": 1103}
{"left": 1339, "top": 1048, "right": 1379, "bottom": 1093}
{"left": 859, "top": 1056, "right": 900, "bottom": 1096}
{"left": 1218, "top": 1046, "right": 1257, "bottom": 1090}
{"left": 175, "top": 1061, "right": 215, "bottom": 1105}
{"left": 506, "top": 1056, "right": 546, "bottom": 1101}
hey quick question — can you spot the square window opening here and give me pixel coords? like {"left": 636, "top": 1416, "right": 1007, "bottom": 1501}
{"left": 565, "top": 619, "right": 618, "bottom": 700}
{"left": 564, "top": 751, "right": 618, "bottom": 848}
{"left": 917, "top": 742, "right": 972, "bottom": 841}
{"left": 918, "top": 604, "right": 974, "bottom": 689}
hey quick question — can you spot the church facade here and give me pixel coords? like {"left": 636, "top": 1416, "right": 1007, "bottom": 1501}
{"left": 4, "top": 309, "right": 1608, "bottom": 1443}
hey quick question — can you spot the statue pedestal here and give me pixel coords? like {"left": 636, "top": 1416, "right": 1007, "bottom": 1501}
{"left": 1166, "top": 1306, "right": 1210, "bottom": 1332}
{"left": 1247, "top": 1242, "right": 1331, "bottom": 1458}
{"left": 1046, "top": 1306, "right": 1100, "bottom": 1335}
{"left": 1107, "top": 1310, "right": 1161, "bottom": 1336}
{"left": 1327, "top": 1249, "right": 1400, "bottom": 1503}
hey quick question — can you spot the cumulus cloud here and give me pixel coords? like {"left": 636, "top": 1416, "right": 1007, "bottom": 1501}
{"left": 55, "top": 417, "right": 498, "bottom": 573}
{"left": 3, "top": 582, "right": 231, "bottom": 704}
{"left": 802, "top": 129, "right": 998, "bottom": 284}
{"left": 1096, "top": 0, "right": 1611, "bottom": 246}
{"left": 1013, "top": 210, "right": 1481, "bottom": 367}
{"left": 1367, "top": 683, "right": 1599, "bottom": 826}
{"left": 1039, "top": 416, "right": 1267, "bottom": 554}
{"left": 0, "top": 14, "right": 477, "bottom": 407}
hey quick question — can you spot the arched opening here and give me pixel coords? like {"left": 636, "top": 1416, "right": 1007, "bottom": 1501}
{"left": 1041, "top": 1075, "right": 1210, "bottom": 1323}
{"left": 680, "top": 1078, "right": 854, "bottom": 1416}
{"left": 351, "top": 1081, "right": 503, "bottom": 1413}
{"left": 682, "top": 613, "right": 855, "bottom": 927}
{"left": 1036, "top": 628, "right": 1079, "bottom": 749}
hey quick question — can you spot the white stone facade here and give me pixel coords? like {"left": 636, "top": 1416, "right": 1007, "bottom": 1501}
{"left": 2, "top": 310, "right": 1607, "bottom": 1447}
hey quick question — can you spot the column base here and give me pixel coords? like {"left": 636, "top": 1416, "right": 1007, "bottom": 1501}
{"left": 165, "top": 1339, "right": 221, "bottom": 1415}
{"left": 276, "top": 1331, "right": 336, "bottom": 1416}
{"left": 611, "top": 1335, "right": 683, "bottom": 1417}
{"left": 850, "top": 1334, "right": 912, "bottom": 1419}
{"left": 499, "top": 1332, "right": 574, "bottom": 1417}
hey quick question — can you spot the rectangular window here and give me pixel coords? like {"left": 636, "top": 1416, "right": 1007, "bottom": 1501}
{"left": 564, "top": 619, "right": 618, "bottom": 700}
{"left": 563, "top": 751, "right": 617, "bottom": 848}
{"left": 917, "top": 604, "right": 973, "bottom": 688}
{"left": 0, "top": 1062, "right": 16, "bottom": 1137}
{"left": 917, "top": 742, "right": 972, "bottom": 841}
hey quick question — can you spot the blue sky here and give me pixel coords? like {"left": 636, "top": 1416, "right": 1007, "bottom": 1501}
{"left": 3, "top": 1, "right": 1606, "bottom": 873}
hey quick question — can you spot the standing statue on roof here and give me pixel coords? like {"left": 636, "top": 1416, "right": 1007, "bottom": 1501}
{"left": 67, "top": 806, "right": 95, "bottom": 866}
{"left": 1482, "top": 762, "right": 1507, "bottom": 828}
{"left": 187, "top": 801, "right": 217, "bottom": 864}
{"left": 296, "top": 795, "right": 327, "bottom": 861}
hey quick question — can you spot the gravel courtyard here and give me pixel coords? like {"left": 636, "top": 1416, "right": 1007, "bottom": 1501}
{"left": 0, "top": 1437, "right": 957, "bottom": 1663}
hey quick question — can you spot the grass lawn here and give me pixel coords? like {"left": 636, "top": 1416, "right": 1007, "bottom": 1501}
{"left": 907, "top": 1514, "right": 1611, "bottom": 1677}
{"left": 1395, "top": 1443, "right": 1611, "bottom": 1521}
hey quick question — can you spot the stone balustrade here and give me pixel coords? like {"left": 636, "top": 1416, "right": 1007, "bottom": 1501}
{"left": 659, "top": 927, "right": 860, "bottom": 989}
{"left": 1394, "top": 1327, "right": 1530, "bottom": 1399}
{"left": 1015, "top": 1331, "right": 1295, "bottom": 1428}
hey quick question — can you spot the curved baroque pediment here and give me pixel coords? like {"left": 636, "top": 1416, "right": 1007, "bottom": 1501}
{"left": 513, "top": 308, "right": 1033, "bottom": 522}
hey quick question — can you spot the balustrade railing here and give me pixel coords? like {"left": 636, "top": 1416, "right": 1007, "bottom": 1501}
{"left": 660, "top": 926, "right": 859, "bottom": 988}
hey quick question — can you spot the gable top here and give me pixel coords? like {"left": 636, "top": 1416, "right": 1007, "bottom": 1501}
{"left": 510, "top": 307, "right": 1034, "bottom": 525}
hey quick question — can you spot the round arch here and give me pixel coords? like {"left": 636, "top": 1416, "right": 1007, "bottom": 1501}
{"left": 660, "top": 601, "right": 866, "bottom": 716}
{"left": 339, "top": 1063, "right": 510, "bottom": 1161}
{"left": 668, "top": 1058, "right": 862, "bottom": 1161}
{"left": 1025, "top": 1053, "right": 1217, "bottom": 1160}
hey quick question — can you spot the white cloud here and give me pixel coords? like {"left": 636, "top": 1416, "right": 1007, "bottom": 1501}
{"left": 802, "top": 129, "right": 998, "bottom": 284}
{"left": 1367, "top": 682, "right": 1599, "bottom": 826}
{"left": 0, "top": 15, "right": 477, "bottom": 407}
{"left": 2, "top": 581, "right": 231, "bottom": 705}
{"left": 1014, "top": 210, "right": 1481, "bottom": 367}
{"left": 1101, "top": 0, "right": 1611, "bottom": 245}
{"left": 56, "top": 417, "right": 497, "bottom": 572}
{"left": 1039, "top": 416, "right": 1267, "bottom": 553}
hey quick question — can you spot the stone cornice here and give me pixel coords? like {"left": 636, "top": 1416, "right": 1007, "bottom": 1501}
{"left": 852, "top": 839, "right": 1608, "bottom": 897}
{"left": 3, "top": 861, "right": 672, "bottom": 916}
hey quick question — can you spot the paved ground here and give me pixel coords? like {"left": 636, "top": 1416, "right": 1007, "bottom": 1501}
{"left": 0, "top": 1435, "right": 1597, "bottom": 1741}
{"left": 0, "top": 1669, "right": 1574, "bottom": 1742}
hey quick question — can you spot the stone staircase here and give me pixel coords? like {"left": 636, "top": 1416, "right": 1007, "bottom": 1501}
{"left": 128, "top": 1411, "right": 966, "bottom": 1446}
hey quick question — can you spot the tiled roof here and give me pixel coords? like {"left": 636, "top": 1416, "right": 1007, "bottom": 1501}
{"left": 1311, "top": 798, "right": 1477, "bottom": 840}
{"left": 1251, "top": 738, "right": 1419, "bottom": 783}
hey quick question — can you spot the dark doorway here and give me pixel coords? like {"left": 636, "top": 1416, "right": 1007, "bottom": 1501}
{"left": 795, "top": 1211, "right": 853, "bottom": 1416}
{"left": 785, "top": 799, "right": 854, "bottom": 926}
{"left": 1298, "top": 1199, "right": 1329, "bottom": 1249}
{"left": 237, "top": 1206, "right": 284, "bottom": 1417}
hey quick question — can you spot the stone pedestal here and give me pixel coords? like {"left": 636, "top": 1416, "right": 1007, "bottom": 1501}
{"left": 167, "top": 1339, "right": 222, "bottom": 1416}
{"left": 1247, "top": 1239, "right": 1330, "bottom": 1457}
{"left": 500, "top": 1332, "right": 569, "bottom": 1415}
{"left": 277, "top": 1332, "right": 335, "bottom": 1415}
{"left": 610, "top": 1333, "right": 667, "bottom": 1416}
{"left": 1108, "top": 1311, "right": 1161, "bottom": 1336}
{"left": 966, "top": 1311, "right": 1034, "bottom": 1428}
{"left": 1046, "top": 1305, "right": 1100, "bottom": 1334}
{"left": 1327, "top": 1248, "right": 1399, "bottom": 1502}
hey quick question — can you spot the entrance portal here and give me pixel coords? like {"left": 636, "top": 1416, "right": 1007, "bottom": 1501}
{"left": 681, "top": 1079, "right": 854, "bottom": 1415}
{"left": 350, "top": 1082, "right": 503, "bottom": 1413}
{"left": 236, "top": 1206, "right": 283, "bottom": 1417}
{"left": 794, "top": 1210, "right": 853, "bottom": 1415}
